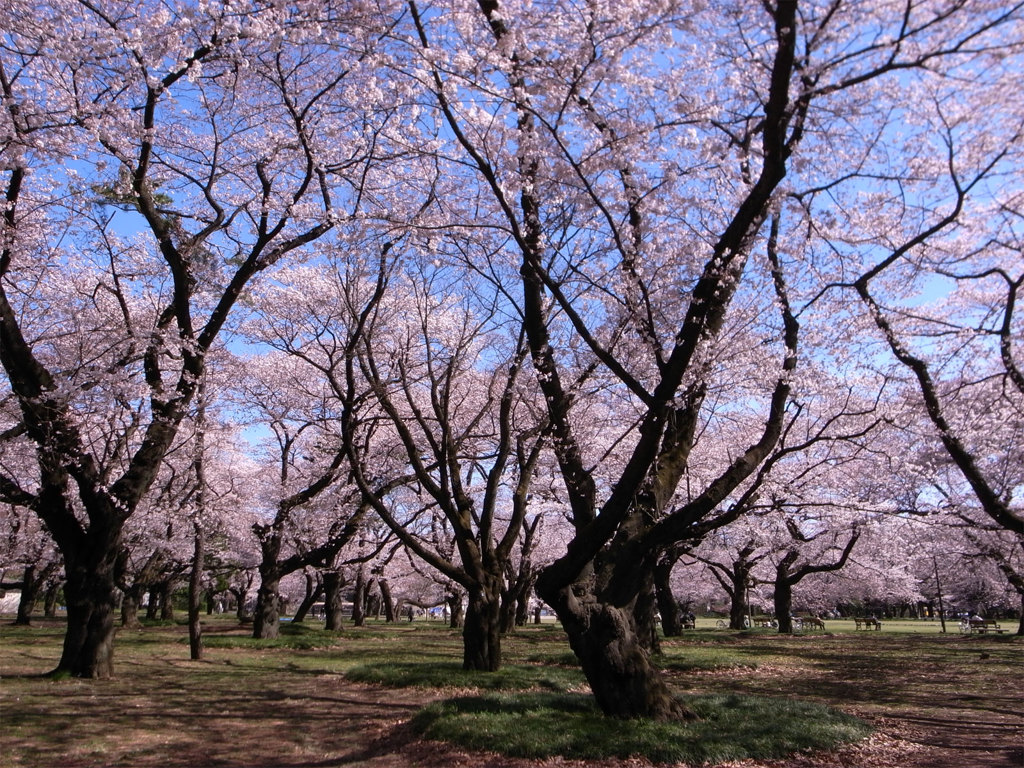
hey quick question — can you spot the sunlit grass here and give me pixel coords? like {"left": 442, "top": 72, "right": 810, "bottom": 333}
{"left": 411, "top": 691, "right": 871, "bottom": 764}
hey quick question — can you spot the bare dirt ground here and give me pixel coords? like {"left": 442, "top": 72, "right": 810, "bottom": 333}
{"left": 2, "top": 625, "right": 1020, "bottom": 768}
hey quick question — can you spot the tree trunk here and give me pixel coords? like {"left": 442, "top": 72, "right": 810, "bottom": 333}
{"left": 146, "top": 587, "right": 160, "bottom": 620}
{"left": 159, "top": 581, "right": 175, "bottom": 621}
{"left": 633, "top": 575, "right": 662, "bottom": 655}
{"left": 120, "top": 586, "right": 143, "bottom": 629}
{"left": 188, "top": 519, "right": 204, "bottom": 660}
{"left": 378, "top": 577, "right": 395, "bottom": 622}
{"left": 229, "top": 587, "right": 249, "bottom": 621}
{"left": 513, "top": 577, "right": 534, "bottom": 627}
{"left": 774, "top": 577, "right": 794, "bottom": 633}
{"left": 44, "top": 581, "right": 61, "bottom": 617}
{"left": 462, "top": 580, "right": 502, "bottom": 671}
{"left": 351, "top": 568, "right": 366, "bottom": 627}
{"left": 57, "top": 552, "right": 119, "bottom": 678}
{"left": 14, "top": 564, "right": 40, "bottom": 625}
{"left": 291, "top": 571, "right": 323, "bottom": 623}
{"left": 729, "top": 565, "right": 751, "bottom": 630}
{"left": 539, "top": 581, "right": 691, "bottom": 721}
{"left": 252, "top": 576, "right": 281, "bottom": 639}
{"left": 654, "top": 555, "right": 683, "bottom": 637}
{"left": 447, "top": 589, "right": 464, "bottom": 628}
{"left": 323, "top": 570, "right": 346, "bottom": 631}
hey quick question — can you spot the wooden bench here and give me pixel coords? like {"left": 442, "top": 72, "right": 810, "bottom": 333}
{"left": 963, "top": 618, "right": 1006, "bottom": 634}
{"left": 854, "top": 617, "right": 881, "bottom": 630}
{"left": 749, "top": 616, "right": 777, "bottom": 628}
{"left": 797, "top": 616, "right": 825, "bottom": 631}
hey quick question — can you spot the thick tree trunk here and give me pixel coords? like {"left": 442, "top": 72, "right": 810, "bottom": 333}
{"left": 539, "top": 581, "right": 691, "bottom": 721}
{"left": 774, "top": 578, "right": 794, "bottom": 633}
{"left": 323, "top": 570, "right": 346, "bottom": 631}
{"left": 252, "top": 576, "right": 281, "bottom": 639}
{"left": 462, "top": 581, "right": 502, "bottom": 671}
{"left": 57, "top": 552, "right": 120, "bottom": 678}
{"left": 159, "top": 581, "right": 175, "bottom": 621}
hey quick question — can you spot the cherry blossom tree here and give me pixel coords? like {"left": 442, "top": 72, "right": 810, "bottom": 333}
{"left": 393, "top": 0, "right": 1023, "bottom": 718}
{"left": 0, "top": 0, "right": 398, "bottom": 676}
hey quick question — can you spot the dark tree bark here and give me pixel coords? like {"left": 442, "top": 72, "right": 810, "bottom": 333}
{"left": 323, "top": 570, "right": 346, "bottom": 631}
{"left": 654, "top": 546, "right": 687, "bottom": 637}
{"left": 291, "top": 570, "right": 323, "bottom": 623}
{"left": 378, "top": 575, "right": 396, "bottom": 622}
{"left": 121, "top": 587, "right": 143, "bottom": 629}
{"left": 463, "top": 576, "right": 503, "bottom": 671}
{"left": 252, "top": 574, "right": 282, "bottom": 639}
{"left": 159, "top": 581, "right": 175, "bottom": 621}
{"left": 44, "top": 580, "right": 61, "bottom": 618}
{"left": 12, "top": 562, "right": 58, "bottom": 625}
{"left": 188, "top": 519, "right": 205, "bottom": 659}
{"left": 59, "top": 542, "right": 122, "bottom": 678}
{"left": 447, "top": 588, "right": 464, "bottom": 629}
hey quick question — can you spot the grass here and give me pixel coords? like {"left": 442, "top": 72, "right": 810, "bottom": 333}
{"left": 411, "top": 691, "right": 870, "bottom": 764}
{"left": 1, "top": 614, "right": 1021, "bottom": 767}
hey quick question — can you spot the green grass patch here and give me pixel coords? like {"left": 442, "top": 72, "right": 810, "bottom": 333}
{"left": 660, "top": 645, "right": 758, "bottom": 673}
{"left": 411, "top": 691, "right": 871, "bottom": 764}
{"left": 345, "top": 660, "right": 584, "bottom": 691}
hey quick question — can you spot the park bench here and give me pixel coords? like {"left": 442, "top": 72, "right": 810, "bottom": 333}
{"left": 750, "top": 616, "right": 778, "bottom": 628}
{"left": 962, "top": 618, "right": 1006, "bottom": 634}
{"left": 854, "top": 617, "right": 881, "bottom": 630}
{"left": 797, "top": 616, "right": 826, "bottom": 631}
